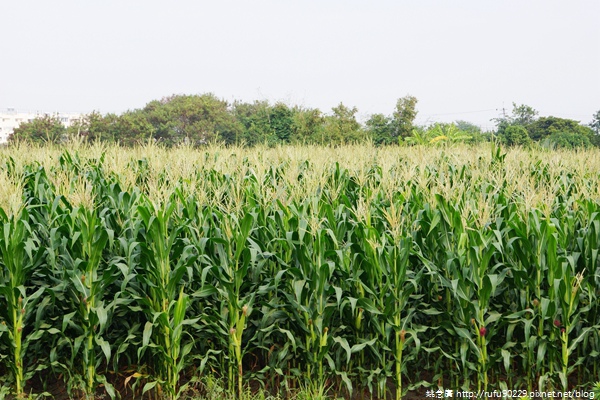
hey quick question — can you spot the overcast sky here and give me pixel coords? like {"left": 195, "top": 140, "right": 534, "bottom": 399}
{"left": 1, "top": 1, "right": 598, "bottom": 130}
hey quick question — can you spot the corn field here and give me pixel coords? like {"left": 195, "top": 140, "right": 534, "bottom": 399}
{"left": 0, "top": 142, "right": 599, "bottom": 399}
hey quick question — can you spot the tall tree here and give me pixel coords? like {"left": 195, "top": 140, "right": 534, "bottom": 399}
{"left": 590, "top": 110, "right": 600, "bottom": 135}
{"left": 391, "top": 95, "right": 418, "bottom": 142}
{"left": 269, "top": 103, "right": 294, "bottom": 143}
{"left": 510, "top": 103, "right": 538, "bottom": 126}
{"left": 589, "top": 110, "right": 600, "bottom": 147}
{"left": 322, "top": 103, "right": 363, "bottom": 145}
{"left": 494, "top": 102, "right": 538, "bottom": 142}
{"left": 142, "top": 93, "right": 241, "bottom": 145}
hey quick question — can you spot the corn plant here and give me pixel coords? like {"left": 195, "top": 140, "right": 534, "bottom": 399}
{"left": 202, "top": 210, "right": 260, "bottom": 398}
{"left": 412, "top": 195, "right": 463, "bottom": 391}
{"left": 554, "top": 257, "right": 592, "bottom": 391}
{"left": 56, "top": 206, "right": 119, "bottom": 399}
{"left": 0, "top": 143, "right": 600, "bottom": 398}
{"left": 0, "top": 208, "right": 44, "bottom": 397}
{"left": 130, "top": 197, "right": 199, "bottom": 399}
{"left": 277, "top": 200, "right": 343, "bottom": 396}
{"left": 579, "top": 205, "right": 600, "bottom": 383}
{"left": 359, "top": 220, "right": 420, "bottom": 399}
{"left": 501, "top": 202, "right": 539, "bottom": 391}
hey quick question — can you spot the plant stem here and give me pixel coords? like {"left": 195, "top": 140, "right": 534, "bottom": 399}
{"left": 14, "top": 305, "right": 23, "bottom": 397}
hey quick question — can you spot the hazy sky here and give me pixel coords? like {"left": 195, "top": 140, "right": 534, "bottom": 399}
{"left": 1, "top": 1, "right": 598, "bottom": 129}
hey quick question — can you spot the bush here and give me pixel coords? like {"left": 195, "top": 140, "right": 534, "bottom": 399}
{"left": 547, "top": 131, "right": 591, "bottom": 149}
{"left": 501, "top": 125, "right": 531, "bottom": 146}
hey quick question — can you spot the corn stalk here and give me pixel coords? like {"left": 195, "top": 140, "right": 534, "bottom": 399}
{"left": 0, "top": 208, "right": 44, "bottom": 397}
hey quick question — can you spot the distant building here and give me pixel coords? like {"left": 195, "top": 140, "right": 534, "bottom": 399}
{"left": 0, "top": 108, "right": 84, "bottom": 144}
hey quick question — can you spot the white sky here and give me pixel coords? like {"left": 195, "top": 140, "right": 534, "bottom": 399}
{"left": 1, "top": 1, "right": 599, "bottom": 130}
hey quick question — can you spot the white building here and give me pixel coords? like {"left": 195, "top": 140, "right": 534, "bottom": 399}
{"left": 0, "top": 108, "right": 84, "bottom": 144}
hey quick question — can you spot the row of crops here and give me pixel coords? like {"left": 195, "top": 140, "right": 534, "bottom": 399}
{"left": 0, "top": 143, "right": 599, "bottom": 399}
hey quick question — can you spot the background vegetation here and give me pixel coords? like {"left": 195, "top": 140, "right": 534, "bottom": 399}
{"left": 0, "top": 142, "right": 599, "bottom": 399}
{"left": 8, "top": 94, "right": 600, "bottom": 150}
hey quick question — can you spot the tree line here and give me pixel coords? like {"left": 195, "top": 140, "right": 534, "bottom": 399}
{"left": 8, "top": 93, "right": 600, "bottom": 148}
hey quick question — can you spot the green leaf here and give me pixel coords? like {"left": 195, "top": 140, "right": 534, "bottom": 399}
{"left": 333, "top": 336, "right": 352, "bottom": 364}
{"left": 95, "top": 305, "right": 108, "bottom": 329}
{"left": 142, "top": 381, "right": 158, "bottom": 395}
{"left": 95, "top": 336, "right": 112, "bottom": 362}
{"left": 357, "top": 297, "right": 381, "bottom": 315}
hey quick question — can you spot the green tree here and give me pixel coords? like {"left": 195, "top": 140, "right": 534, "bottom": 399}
{"left": 455, "top": 120, "right": 482, "bottom": 135}
{"left": 590, "top": 110, "right": 600, "bottom": 135}
{"left": 391, "top": 95, "right": 418, "bottom": 143}
{"left": 269, "top": 103, "right": 294, "bottom": 143}
{"left": 142, "top": 93, "right": 241, "bottom": 146}
{"left": 234, "top": 102, "right": 324, "bottom": 146}
{"left": 493, "top": 103, "right": 538, "bottom": 142}
{"left": 9, "top": 114, "right": 66, "bottom": 144}
{"left": 113, "top": 111, "right": 155, "bottom": 146}
{"left": 232, "top": 100, "right": 274, "bottom": 146}
{"left": 501, "top": 125, "right": 531, "bottom": 146}
{"left": 291, "top": 106, "right": 325, "bottom": 144}
{"left": 66, "top": 111, "right": 118, "bottom": 143}
{"left": 510, "top": 103, "right": 538, "bottom": 125}
{"left": 321, "top": 103, "right": 363, "bottom": 145}
{"left": 527, "top": 116, "right": 593, "bottom": 141}
{"left": 405, "top": 123, "right": 472, "bottom": 146}
{"left": 588, "top": 110, "right": 600, "bottom": 147}
{"left": 428, "top": 123, "right": 472, "bottom": 143}
{"left": 404, "top": 126, "right": 431, "bottom": 145}
{"left": 546, "top": 131, "right": 592, "bottom": 149}
{"left": 589, "top": 110, "right": 600, "bottom": 147}
{"left": 365, "top": 113, "right": 392, "bottom": 145}
{"left": 493, "top": 103, "right": 538, "bottom": 127}
{"left": 455, "top": 120, "right": 486, "bottom": 142}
